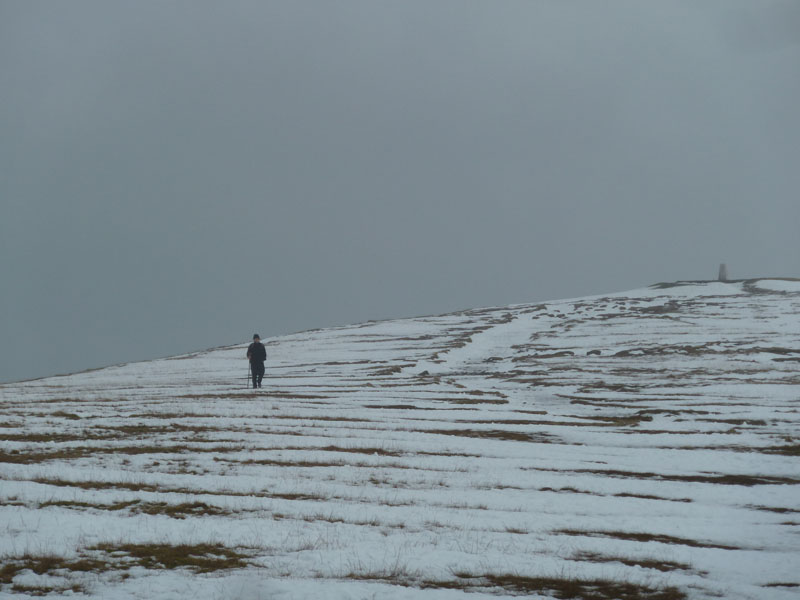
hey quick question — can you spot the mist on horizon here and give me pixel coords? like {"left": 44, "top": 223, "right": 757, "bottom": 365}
{"left": 2, "top": 1, "right": 798, "bottom": 383}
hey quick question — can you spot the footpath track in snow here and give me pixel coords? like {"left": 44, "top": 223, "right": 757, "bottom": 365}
{"left": 1, "top": 280, "right": 799, "bottom": 599}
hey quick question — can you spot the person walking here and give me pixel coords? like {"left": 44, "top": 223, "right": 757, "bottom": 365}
{"left": 247, "top": 334, "right": 267, "bottom": 389}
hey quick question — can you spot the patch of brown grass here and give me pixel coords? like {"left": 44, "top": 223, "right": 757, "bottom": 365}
{"left": 440, "top": 398, "right": 509, "bottom": 405}
{"left": 99, "top": 423, "right": 224, "bottom": 436}
{"left": 456, "top": 415, "right": 654, "bottom": 428}
{"left": 1, "top": 443, "right": 246, "bottom": 464}
{"left": 0, "top": 554, "right": 109, "bottom": 585}
{"left": 504, "top": 526, "right": 529, "bottom": 534}
{"left": 746, "top": 505, "right": 800, "bottom": 514}
{"left": 317, "top": 445, "right": 403, "bottom": 456}
{"left": 577, "top": 381, "right": 642, "bottom": 394}
{"left": 363, "top": 404, "right": 436, "bottom": 411}
{"left": 422, "top": 574, "right": 686, "bottom": 599}
{"left": 486, "top": 574, "right": 685, "bottom": 599}
{"left": 369, "top": 365, "right": 405, "bottom": 376}
{"left": 555, "top": 529, "right": 740, "bottom": 550}
{"left": 417, "top": 449, "right": 480, "bottom": 457}
{"left": 90, "top": 542, "right": 249, "bottom": 573}
{"left": 11, "top": 582, "right": 85, "bottom": 596}
{"left": 0, "top": 447, "right": 89, "bottom": 464}
{"left": 264, "top": 414, "right": 372, "bottom": 423}
{"left": 39, "top": 500, "right": 231, "bottom": 519}
{"left": 0, "top": 432, "right": 101, "bottom": 443}
{"left": 132, "top": 501, "right": 231, "bottom": 519}
{"left": 39, "top": 499, "right": 140, "bottom": 511}
{"left": 129, "top": 412, "right": 220, "bottom": 419}
{"left": 573, "top": 414, "right": 655, "bottom": 426}
{"left": 33, "top": 477, "right": 162, "bottom": 493}
{"left": 33, "top": 478, "right": 241, "bottom": 499}
{"left": 540, "top": 486, "right": 602, "bottom": 496}
{"left": 613, "top": 492, "right": 692, "bottom": 503}
{"left": 268, "top": 491, "right": 329, "bottom": 502}
{"left": 31, "top": 397, "right": 91, "bottom": 404}
{"left": 179, "top": 391, "right": 328, "bottom": 400}
{"left": 237, "top": 457, "right": 346, "bottom": 468}
{"left": 457, "top": 418, "right": 552, "bottom": 426}
{"left": 760, "top": 444, "right": 800, "bottom": 456}
{"left": 538, "top": 467, "right": 799, "bottom": 486}
{"left": 51, "top": 410, "right": 81, "bottom": 420}
{"left": 573, "top": 551, "right": 696, "bottom": 573}
{"left": 32, "top": 476, "right": 331, "bottom": 502}
{"left": 715, "top": 417, "right": 771, "bottom": 425}
{"left": 424, "top": 428, "right": 554, "bottom": 443}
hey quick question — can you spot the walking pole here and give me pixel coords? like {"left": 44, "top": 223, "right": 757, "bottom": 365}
{"left": 247, "top": 360, "right": 251, "bottom": 389}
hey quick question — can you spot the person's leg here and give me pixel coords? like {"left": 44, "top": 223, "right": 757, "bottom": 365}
{"left": 251, "top": 363, "right": 258, "bottom": 388}
{"left": 256, "top": 362, "right": 265, "bottom": 388}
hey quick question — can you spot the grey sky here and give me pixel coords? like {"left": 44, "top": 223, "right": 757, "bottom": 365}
{"left": 2, "top": 1, "right": 798, "bottom": 383}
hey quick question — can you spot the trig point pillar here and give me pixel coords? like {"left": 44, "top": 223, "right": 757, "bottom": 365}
{"left": 718, "top": 263, "right": 728, "bottom": 282}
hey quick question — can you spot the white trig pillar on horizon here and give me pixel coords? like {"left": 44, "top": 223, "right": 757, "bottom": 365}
{"left": 718, "top": 263, "right": 728, "bottom": 282}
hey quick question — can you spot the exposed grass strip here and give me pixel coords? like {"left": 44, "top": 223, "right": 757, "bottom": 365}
{"left": 0, "top": 554, "right": 109, "bottom": 585}
{"left": 573, "top": 551, "right": 696, "bottom": 573}
{"left": 31, "top": 476, "right": 328, "bottom": 503}
{"left": 89, "top": 543, "right": 249, "bottom": 573}
{"left": 424, "top": 428, "right": 555, "bottom": 443}
{"left": 420, "top": 574, "right": 686, "bottom": 599}
{"left": 39, "top": 499, "right": 140, "bottom": 511}
{"left": 555, "top": 529, "right": 740, "bottom": 550}
{"left": 0, "top": 444, "right": 246, "bottom": 464}
{"left": 532, "top": 467, "right": 798, "bottom": 486}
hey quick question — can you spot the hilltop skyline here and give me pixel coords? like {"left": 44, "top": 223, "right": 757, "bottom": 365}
{"left": 2, "top": 1, "right": 798, "bottom": 382}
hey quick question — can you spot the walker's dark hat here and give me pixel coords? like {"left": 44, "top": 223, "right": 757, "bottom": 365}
{"left": 253, "top": 334, "right": 260, "bottom": 340}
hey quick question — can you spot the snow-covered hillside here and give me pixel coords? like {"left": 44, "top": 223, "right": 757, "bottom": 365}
{"left": 1, "top": 279, "right": 799, "bottom": 599}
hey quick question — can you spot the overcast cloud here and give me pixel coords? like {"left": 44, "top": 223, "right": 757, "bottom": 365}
{"left": 1, "top": 0, "right": 798, "bottom": 383}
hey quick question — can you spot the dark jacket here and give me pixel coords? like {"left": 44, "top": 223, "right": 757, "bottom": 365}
{"left": 247, "top": 342, "right": 267, "bottom": 363}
